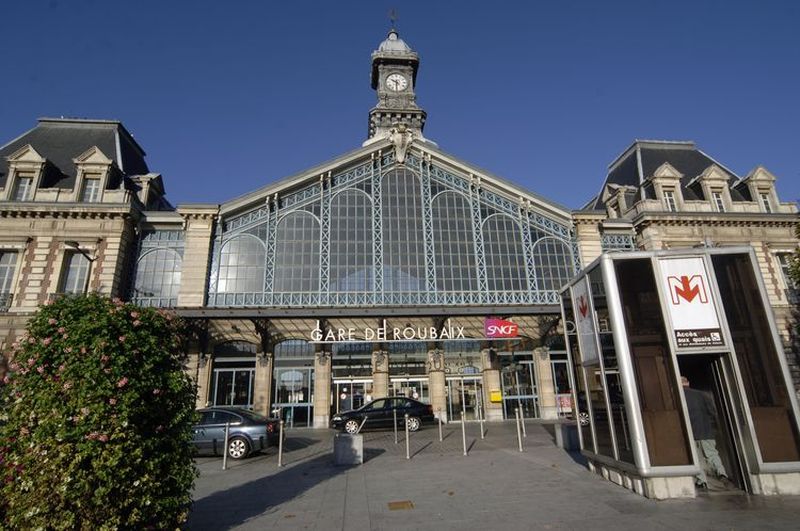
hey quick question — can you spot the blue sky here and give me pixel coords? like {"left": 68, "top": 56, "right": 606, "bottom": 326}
{"left": 1, "top": 1, "right": 798, "bottom": 209}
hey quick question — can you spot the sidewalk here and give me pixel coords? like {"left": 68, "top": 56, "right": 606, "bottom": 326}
{"left": 188, "top": 421, "right": 800, "bottom": 530}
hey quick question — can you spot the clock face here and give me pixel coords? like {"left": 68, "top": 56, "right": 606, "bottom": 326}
{"left": 385, "top": 73, "right": 408, "bottom": 92}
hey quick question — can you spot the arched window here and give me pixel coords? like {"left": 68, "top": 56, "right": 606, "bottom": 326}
{"left": 217, "top": 235, "right": 265, "bottom": 293}
{"left": 133, "top": 248, "right": 182, "bottom": 305}
{"left": 483, "top": 214, "right": 528, "bottom": 292}
{"left": 532, "top": 237, "right": 575, "bottom": 292}
{"left": 382, "top": 168, "right": 425, "bottom": 292}
{"left": 330, "top": 189, "right": 374, "bottom": 292}
{"left": 274, "top": 211, "right": 320, "bottom": 293}
{"left": 432, "top": 191, "right": 477, "bottom": 292}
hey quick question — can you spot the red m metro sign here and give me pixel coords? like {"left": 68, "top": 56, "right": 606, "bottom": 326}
{"left": 659, "top": 257, "right": 724, "bottom": 348}
{"left": 667, "top": 275, "right": 709, "bottom": 305}
{"left": 484, "top": 318, "right": 519, "bottom": 339}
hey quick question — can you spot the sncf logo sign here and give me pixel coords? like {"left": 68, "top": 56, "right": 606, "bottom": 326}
{"left": 485, "top": 318, "right": 519, "bottom": 339}
{"left": 667, "top": 275, "right": 709, "bottom": 305}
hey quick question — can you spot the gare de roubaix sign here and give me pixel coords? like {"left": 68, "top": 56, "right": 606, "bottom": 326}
{"left": 309, "top": 318, "right": 519, "bottom": 343}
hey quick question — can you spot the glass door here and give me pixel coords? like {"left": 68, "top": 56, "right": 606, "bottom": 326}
{"left": 212, "top": 368, "right": 255, "bottom": 408}
{"left": 551, "top": 356, "right": 573, "bottom": 417}
{"left": 502, "top": 361, "right": 539, "bottom": 419}
{"left": 390, "top": 377, "right": 429, "bottom": 403}
{"left": 446, "top": 377, "right": 483, "bottom": 422}
{"left": 273, "top": 367, "right": 314, "bottom": 428}
{"left": 332, "top": 379, "right": 373, "bottom": 414}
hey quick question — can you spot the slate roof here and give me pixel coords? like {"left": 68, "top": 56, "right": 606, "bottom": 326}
{"left": 587, "top": 140, "right": 747, "bottom": 210}
{"left": 0, "top": 118, "right": 149, "bottom": 190}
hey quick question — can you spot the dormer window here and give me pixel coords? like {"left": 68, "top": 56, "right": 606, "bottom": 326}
{"left": 80, "top": 176, "right": 102, "bottom": 202}
{"left": 663, "top": 189, "right": 678, "bottom": 212}
{"left": 759, "top": 192, "right": 773, "bottom": 213}
{"left": 12, "top": 175, "right": 33, "bottom": 201}
{"left": 712, "top": 190, "right": 725, "bottom": 212}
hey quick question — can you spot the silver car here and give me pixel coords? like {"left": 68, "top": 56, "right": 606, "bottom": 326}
{"left": 192, "top": 407, "right": 280, "bottom": 459}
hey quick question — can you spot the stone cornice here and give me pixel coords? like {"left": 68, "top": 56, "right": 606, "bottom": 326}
{"left": 633, "top": 211, "right": 799, "bottom": 229}
{"left": 571, "top": 211, "right": 606, "bottom": 225}
{"left": 177, "top": 204, "right": 219, "bottom": 222}
{"left": 0, "top": 202, "right": 137, "bottom": 220}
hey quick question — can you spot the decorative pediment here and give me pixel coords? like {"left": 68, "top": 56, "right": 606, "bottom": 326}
{"left": 73, "top": 146, "right": 113, "bottom": 166}
{"left": 696, "top": 163, "right": 730, "bottom": 183}
{"left": 651, "top": 162, "right": 683, "bottom": 180}
{"left": 5, "top": 144, "right": 45, "bottom": 164}
{"left": 742, "top": 166, "right": 777, "bottom": 184}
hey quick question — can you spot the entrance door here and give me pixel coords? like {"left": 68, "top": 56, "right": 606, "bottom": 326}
{"left": 390, "top": 377, "right": 429, "bottom": 403}
{"left": 273, "top": 367, "right": 313, "bottom": 428}
{"left": 332, "top": 379, "right": 372, "bottom": 414}
{"left": 501, "top": 362, "right": 539, "bottom": 419}
{"left": 446, "top": 377, "right": 483, "bottom": 422}
{"left": 678, "top": 354, "right": 748, "bottom": 493}
{"left": 212, "top": 368, "right": 255, "bottom": 408}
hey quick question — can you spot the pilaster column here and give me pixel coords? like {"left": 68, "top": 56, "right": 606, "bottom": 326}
{"left": 253, "top": 352, "right": 274, "bottom": 417}
{"left": 313, "top": 350, "right": 332, "bottom": 428}
{"left": 371, "top": 349, "right": 389, "bottom": 399}
{"left": 535, "top": 347, "right": 558, "bottom": 419}
{"left": 427, "top": 349, "right": 447, "bottom": 422}
{"left": 480, "top": 348, "right": 504, "bottom": 421}
{"left": 195, "top": 353, "right": 213, "bottom": 409}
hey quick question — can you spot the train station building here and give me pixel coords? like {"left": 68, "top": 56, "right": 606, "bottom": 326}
{"left": 1, "top": 28, "right": 799, "bottom": 495}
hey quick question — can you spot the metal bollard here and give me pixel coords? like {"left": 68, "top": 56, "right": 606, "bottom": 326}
{"left": 277, "top": 420, "right": 285, "bottom": 467}
{"left": 460, "top": 410, "right": 467, "bottom": 456}
{"left": 521, "top": 407, "right": 527, "bottom": 438}
{"left": 438, "top": 408, "right": 443, "bottom": 442}
{"left": 393, "top": 407, "right": 398, "bottom": 444}
{"left": 480, "top": 413, "right": 485, "bottom": 440}
{"left": 515, "top": 407, "right": 523, "bottom": 452}
{"left": 222, "top": 421, "right": 230, "bottom": 470}
{"left": 404, "top": 413, "right": 410, "bottom": 460}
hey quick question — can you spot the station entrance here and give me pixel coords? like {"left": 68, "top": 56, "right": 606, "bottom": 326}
{"left": 678, "top": 354, "right": 747, "bottom": 492}
{"left": 446, "top": 376, "right": 483, "bottom": 421}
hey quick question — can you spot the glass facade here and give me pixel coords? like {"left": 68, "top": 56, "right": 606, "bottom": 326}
{"left": 131, "top": 230, "right": 184, "bottom": 307}
{"left": 206, "top": 152, "right": 578, "bottom": 307}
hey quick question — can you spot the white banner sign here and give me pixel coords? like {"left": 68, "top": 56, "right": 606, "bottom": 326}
{"left": 571, "top": 276, "right": 599, "bottom": 363}
{"left": 658, "top": 257, "right": 724, "bottom": 348}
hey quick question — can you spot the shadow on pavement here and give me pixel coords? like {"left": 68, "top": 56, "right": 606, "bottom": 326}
{"left": 188, "top": 447, "right": 383, "bottom": 530}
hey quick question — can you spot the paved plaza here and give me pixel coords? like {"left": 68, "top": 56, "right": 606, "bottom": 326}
{"left": 188, "top": 421, "right": 800, "bottom": 530}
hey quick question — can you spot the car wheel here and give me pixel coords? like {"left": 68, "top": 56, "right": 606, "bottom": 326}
{"left": 227, "top": 436, "right": 250, "bottom": 459}
{"left": 578, "top": 412, "right": 590, "bottom": 426}
{"left": 344, "top": 419, "right": 360, "bottom": 434}
{"left": 406, "top": 416, "right": 421, "bottom": 432}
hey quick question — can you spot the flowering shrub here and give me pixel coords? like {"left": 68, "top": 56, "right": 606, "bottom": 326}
{"left": 0, "top": 294, "right": 197, "bottom": 530}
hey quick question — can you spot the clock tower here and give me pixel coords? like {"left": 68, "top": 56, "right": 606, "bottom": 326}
{"left": 365, "top": 28, "right": 428, "bottom": 144}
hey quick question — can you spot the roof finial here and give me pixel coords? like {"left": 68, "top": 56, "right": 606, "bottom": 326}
{"left": 389, "top": 8, "right": 398, "bottom": 31}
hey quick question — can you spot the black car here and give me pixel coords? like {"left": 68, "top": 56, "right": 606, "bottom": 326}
{"left": 192, "top": 407, "right": 280, "bottom": 459}
{"left": 331, "top": 397, "right": 435, "bottom": 434}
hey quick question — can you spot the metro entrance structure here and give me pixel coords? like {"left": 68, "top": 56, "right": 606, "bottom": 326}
{"left": 563, "top": 247, "right": 800, "bottom": 497}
